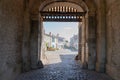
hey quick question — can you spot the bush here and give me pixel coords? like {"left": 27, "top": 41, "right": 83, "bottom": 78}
{"left": 47, "top": 47, "right": 56, "bottom": 51}
{"left": 47, "top": 47, "right": 59, "bottom": 51}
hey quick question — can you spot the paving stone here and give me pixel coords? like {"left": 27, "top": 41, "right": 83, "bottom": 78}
{"left": 16, "top": 50, "right": 112, "bottom": 80}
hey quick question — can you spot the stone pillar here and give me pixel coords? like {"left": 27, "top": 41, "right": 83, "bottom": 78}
{"left": 78, "top": 16, "right": 87, "bottom": 68}
{"left": 96, "top": 0, "right": 106, "bottom": 73}
{"left": 22, "top": 6, "right": 31, "bottom": 72}
{"left": 78, "top": 22, "right": 82, "bottom": 60}
{"left": 85, "top": 14, "right": 89, "bottom": 68}
{"left": 38, "top": 16, "right": 44, "bottom": 68}
{"left": 87, "top": 13, "right": 96, "bottom": 70}
{"left": 80, "top": 16, "right": 88, "bottom": 68}
{"left": 30, "top": 20, "right": 42, "bottom": 69}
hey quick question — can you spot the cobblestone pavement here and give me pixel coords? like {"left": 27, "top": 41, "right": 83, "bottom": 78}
{"left": 17, "top": 49, "right": 112, "bottom": 80}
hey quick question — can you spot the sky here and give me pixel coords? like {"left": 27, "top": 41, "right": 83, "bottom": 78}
{"left": 43, "top": 22, "right": 78, "bottom": 41}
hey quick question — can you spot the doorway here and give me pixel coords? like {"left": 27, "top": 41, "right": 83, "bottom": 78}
{"left": 42, "top": 22, "right": 79, "bottom": 65}
{"left": 38, "top": 1, "right": 86, "bottom": 67}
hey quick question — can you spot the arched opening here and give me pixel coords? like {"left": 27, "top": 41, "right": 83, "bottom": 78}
{"left": 24, "top": 0, "right": 97, "bottom": 72}
{"left": 38, "top": 1, "right": 90, "bottom": 68}
{"left": 2, "top": 0, "right": 118, "bottom": 80}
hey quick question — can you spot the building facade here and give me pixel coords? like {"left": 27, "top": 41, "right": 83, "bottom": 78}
{"left": 70, "top": 35, "right": 79, "bottom": 50}
{"left": 44, "top": 33, "right": 65, "bottom": 50}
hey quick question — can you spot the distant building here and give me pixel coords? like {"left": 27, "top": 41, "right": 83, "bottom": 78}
{"left": 57, "top": 36, "right": 66, "bottom": 49}
{"left": 70, "top": 34, "right": 78, "bottom": 50}
{"left": 44, "top": 33, "right": 52, "bottom": 49}
{"left": 44, "top": 32, "right": 65, "bottom": 50}
{"left": 51, "top": 34, "right": 58, "bottom": 48}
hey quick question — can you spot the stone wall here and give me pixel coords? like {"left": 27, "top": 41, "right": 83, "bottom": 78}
{"left": 0, "top": 0, "right": 24, "bottom": 80}
{"left": 106, "top": 0, "right": 120, "bottom": 80}
{"left": 22, "top": 7, "right": 31, "bottom": 72}
{"left": 94, "top": 0, "right": 106, "bottom": 73}
{"left": 0, "top": 0, "right": 120, "bottom": 80}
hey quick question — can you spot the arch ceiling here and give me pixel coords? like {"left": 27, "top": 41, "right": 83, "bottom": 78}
{"left": 29, "top": 0, "right": 96, "bottom": 17}
{"left": 42, "top": 2, "right": 84, "bottom": 12}
{"left": 40, "top": 2, "right": 86, "bottom": 22}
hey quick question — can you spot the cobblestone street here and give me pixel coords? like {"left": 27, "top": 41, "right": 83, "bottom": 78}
{"left": 17, "top": 49, "right": 112, "bottom": 80}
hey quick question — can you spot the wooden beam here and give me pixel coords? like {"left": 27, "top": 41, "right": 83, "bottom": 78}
{"left": 40, "top": 11, "right": 86, "bottom": 16}
{"left": 40, "top": 11, "right": 86, "bottom": 22}
{"left": 43, "top": 18, "right": 82, "bottom": 22}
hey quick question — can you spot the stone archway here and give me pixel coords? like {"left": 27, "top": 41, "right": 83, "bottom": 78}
{"left": 22, "top": 0, "right": 97, "bottom": 72}
{"left": 39, "top": 1, "right": 86, "bottom": 65}
{"left": 38, "top": 0, "right": 97, "bottom": 70}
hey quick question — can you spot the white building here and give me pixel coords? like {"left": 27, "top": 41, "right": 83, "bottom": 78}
{"left": 57, "top": 37, "right": 65, "bottom": 49}
{"left": 44, "top": 33, "right": 52, "bottom": 48}
{"left": 44, "top": 32, "right": 66, "bottom": 50}
{"left": 70, "top": 34, "right": 78, "bottom": 50}
{"left": 51, "top": 35, "right": 58, "bottom": 48}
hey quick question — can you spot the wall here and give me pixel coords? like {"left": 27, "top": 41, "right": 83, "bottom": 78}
{"left": 106, "top": 0, "right": 120, "bottom": 80}
{"left": 0, "top": 0, "right": 24, "bottom": 80}
{"left": 22, "top": 6, "right": 31, "bottom": 72}
{"left": 94, "top": 0, "right": 107, "bottom": 73}
{"left": 0, "top": 0, "right": 120, "bottom": 80}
